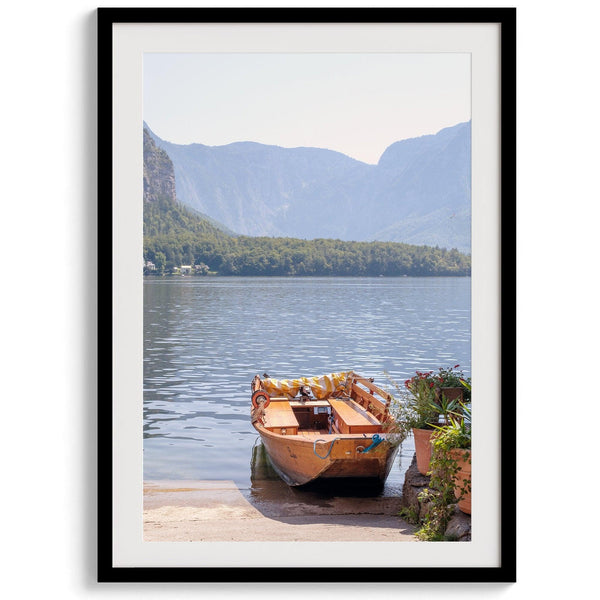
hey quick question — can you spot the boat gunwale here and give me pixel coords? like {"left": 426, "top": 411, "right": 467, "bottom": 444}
{"left": 253, "top": 425, "right": 391, "bottom": 443}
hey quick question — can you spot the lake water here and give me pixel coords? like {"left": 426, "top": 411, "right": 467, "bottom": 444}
{"left": 144, "top": 276, "right": 471, "bottom": 497}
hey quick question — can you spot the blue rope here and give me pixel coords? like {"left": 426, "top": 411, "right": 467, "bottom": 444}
{"left": 313, "top": 437, "right": 340, "bottom": 459}
{"left": 362, "top": 434, "right": 383, "bottom": 453}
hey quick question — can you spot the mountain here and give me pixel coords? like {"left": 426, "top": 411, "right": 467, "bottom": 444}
{"left": 143, "top": 127, "right": 176, "bottom": 205}
{"left": 142, "top": 126, "right": 470, "bottom": 277}
{"left": 143, "top": 128, "right": 232, "bottom": 249}
{"left": 146, "top": 121, "right": 471, "bottom": 253}
{"left": 143, "top": 128, "right": 237, "bottom": 237}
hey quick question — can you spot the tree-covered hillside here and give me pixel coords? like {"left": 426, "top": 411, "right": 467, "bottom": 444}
{"left": 144, "top": 229, "right": 470, "bottom": 276}
{"left": 143, "top": 127, "right": 471, "bottom": 277}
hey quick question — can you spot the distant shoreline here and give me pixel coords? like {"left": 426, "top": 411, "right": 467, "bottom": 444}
{"left": 142, "top": 273, "right": 472, "bottom": 278}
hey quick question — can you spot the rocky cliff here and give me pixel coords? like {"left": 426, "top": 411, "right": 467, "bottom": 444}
{"left": 143, "top": 127, "right": 176, "bottom": 204}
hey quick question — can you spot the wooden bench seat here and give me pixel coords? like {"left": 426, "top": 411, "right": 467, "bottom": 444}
{"left": 328, "top": 398, "right": 381, "bottom": 434}
{"left": 264, "top": 402, "right": 300, "bottom": 435}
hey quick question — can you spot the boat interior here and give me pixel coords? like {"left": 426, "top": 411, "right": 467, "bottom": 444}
{"left": 251, "top": 373, "right": 393, "bottom": 437}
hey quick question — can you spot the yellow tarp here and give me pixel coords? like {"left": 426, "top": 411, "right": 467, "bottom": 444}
{"left": 262, "top": 372, "right": 353, "bottom": 400}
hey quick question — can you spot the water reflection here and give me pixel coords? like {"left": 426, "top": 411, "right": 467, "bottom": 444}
{"left": 143, "top": 276, "right": 470, "bottom": 493}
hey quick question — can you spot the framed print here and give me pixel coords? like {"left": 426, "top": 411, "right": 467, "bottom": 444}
{"left": 98, "top": 7, "right": 516, "bottom": 583}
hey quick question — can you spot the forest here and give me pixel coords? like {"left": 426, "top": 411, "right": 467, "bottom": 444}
{"left": 143, "top": 194, "right": 471, "bottom": 277}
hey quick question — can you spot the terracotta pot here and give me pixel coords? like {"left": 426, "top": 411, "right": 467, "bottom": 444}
{"left": 449, "top": 448, "right": 471, "bottom": 514}
{"left": 413, "top": 427, "right": 434, "bottom": 475}
{"left": 434, "top": 386, "right": 464, "bottom": 404}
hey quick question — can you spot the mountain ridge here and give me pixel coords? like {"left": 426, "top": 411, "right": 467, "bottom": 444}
{"left": 146, "top": 121, "right": 471, "bottom": 252}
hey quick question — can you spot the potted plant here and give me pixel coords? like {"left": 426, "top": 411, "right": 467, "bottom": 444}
{"left": 433, "top": 364, "right": 471, "bottom": 404}
{"left": 389, "top": 367, "right": 467, "bottom": 475}
{"left": 403, "top": 374, "right": 440, "bottom": 475}
{"left": 409, "top": 398, "right": 471, "bottom": 540}
{"left": 430, "top": 398, "right": 471, "bottom": 514}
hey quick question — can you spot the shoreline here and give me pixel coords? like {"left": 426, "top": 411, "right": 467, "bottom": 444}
{"left": 144, "top": 480, "right": 417, "bottom": 542}
{"left": 143, "top": 274, "right": 472, "bottom": 278}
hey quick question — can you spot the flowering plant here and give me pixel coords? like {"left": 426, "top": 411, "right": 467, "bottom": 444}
{"left": 387, "top": 365, "right": 471, "bottom": 432}
{"left": 404, "top": 365, "right": 471, "bottom": 402}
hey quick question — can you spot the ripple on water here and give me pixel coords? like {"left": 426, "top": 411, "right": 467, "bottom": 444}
{"left": 144, "top": 276, "right": 471, "bottom": 490}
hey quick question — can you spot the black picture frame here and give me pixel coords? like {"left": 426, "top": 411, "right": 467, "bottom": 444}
{"left": 98, "top": 6, "right": 516, "bottom": 584}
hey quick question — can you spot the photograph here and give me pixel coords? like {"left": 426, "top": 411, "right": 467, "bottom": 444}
{"left": 142, "top": 50, "right": 472, "bottom": 543}
{"left": 101, "top": 7, "right": 515, "bottom": 582}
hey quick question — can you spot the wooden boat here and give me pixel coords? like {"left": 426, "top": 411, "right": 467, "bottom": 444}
{"left": 250, "top": 371, "right": 401, "bottom": 486}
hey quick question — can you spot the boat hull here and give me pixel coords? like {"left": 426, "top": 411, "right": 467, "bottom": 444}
{"left": 255, "top": 425, "right": 399, "bottom": 486}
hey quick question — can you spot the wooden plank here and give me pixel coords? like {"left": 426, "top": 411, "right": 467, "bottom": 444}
{"left": 264, "top": 402, "right": 300, "bottom": 429}
{"left": 350, "top": 383, "right": 387, "bottom": 414}
{"left": 346, "top": 399, "right": 381, "bottom": 425}
{"left": 329, "top": 398, "right": 381, "bottom": 434}
{"left": 353, "top": 376, "right": 393, "bottom": 402}
{"left": 268, "top": 427, "right": 298, "bottom": 435}
{"left": 289, "top": 400, "right": 331, "bottom": 408}
{"left": 300, "top": 430, "right": 331, "bottom": 438}
{"left": 329, "top": 399, "right": 370, "bottom": 426}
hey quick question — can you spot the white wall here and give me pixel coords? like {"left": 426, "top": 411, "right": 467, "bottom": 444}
{"left": 1, "top": 0, "right": 598, "bottom": 597}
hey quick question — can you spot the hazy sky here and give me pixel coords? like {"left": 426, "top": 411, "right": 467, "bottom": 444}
{"left": 144, "top": 53, "right": 470, "bottom": 165}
